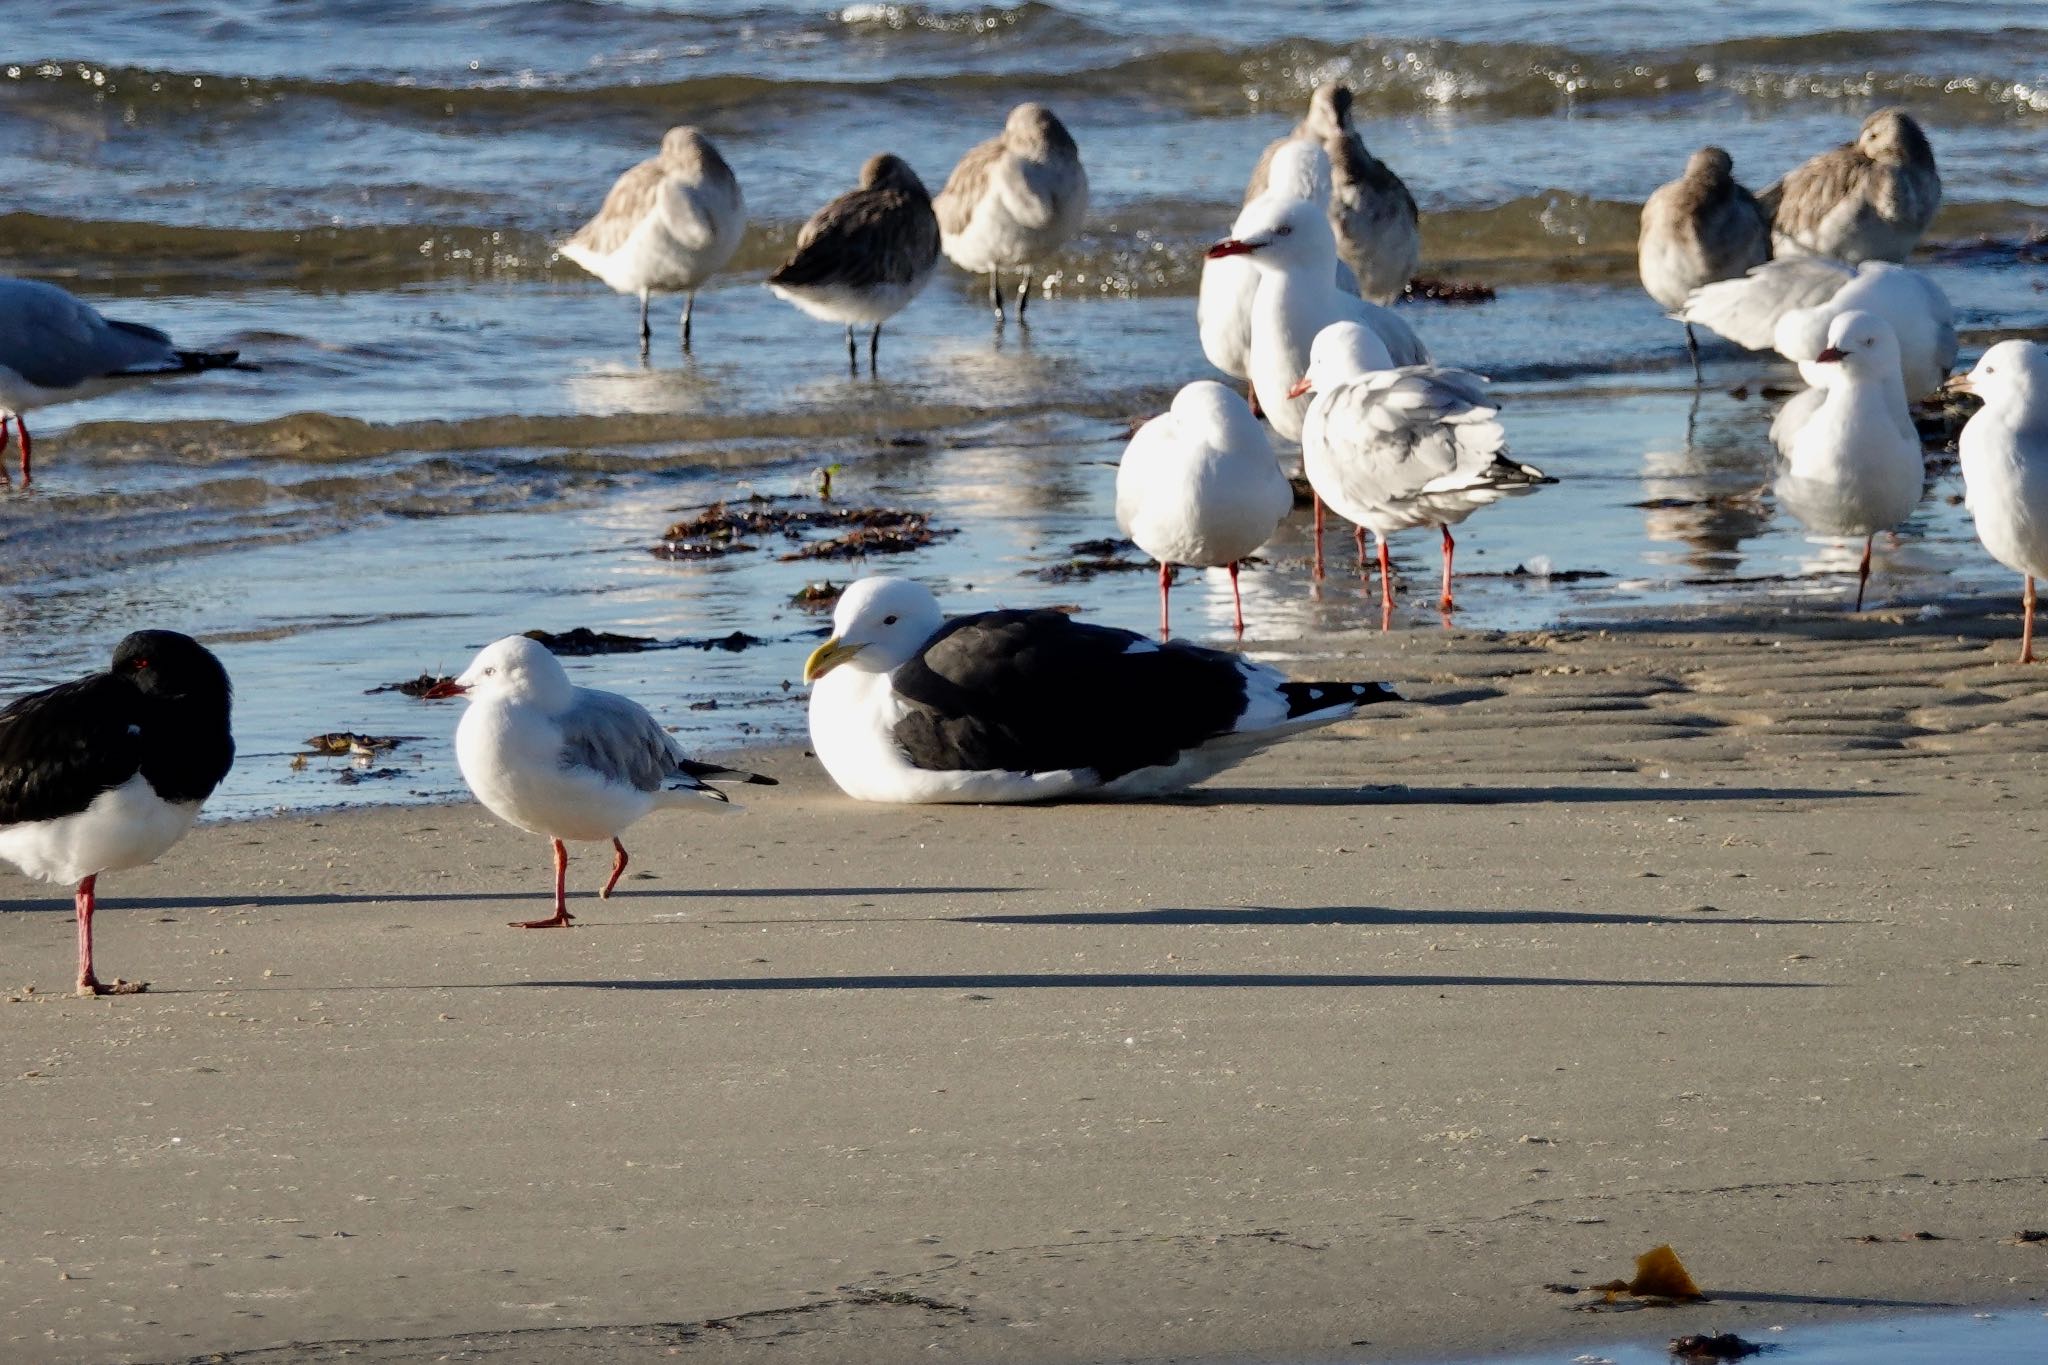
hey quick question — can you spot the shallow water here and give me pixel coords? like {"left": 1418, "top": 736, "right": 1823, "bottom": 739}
{"left": 1471, "top": 1307, "right": 2048, "bottom": 1365}
{"left": 1, "top": 2, "right": 2045, "bottom": 817}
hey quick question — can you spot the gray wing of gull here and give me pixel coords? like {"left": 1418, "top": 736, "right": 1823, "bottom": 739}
{"left": 1676, "top": 257, "right": 1854, "bottom": 351}
{"left": 1326, "top": 366, "right": 1508, "bottom": 506}
{"left": 557, "top": 687, "right": 701, "bottom": 795}
{"left": 0, "top": 277, "right": 186, "bottom": 389}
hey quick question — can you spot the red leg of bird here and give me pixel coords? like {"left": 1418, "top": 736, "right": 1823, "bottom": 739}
{"left": 1157, "top": 561, "right": 1172, "bottom": 638}
{"left": 2022, "top": 574, "right": 2038, "bottom": 665}
{"left": 0, "top": 416, "right": 10, "bottom": 483}
{"left": 16, "top": 416, "right": 29, "bottom": 484}
{"left": 1377, "top": 534, "right": 1394, "bottom": 632}
{"left": 1312, "top": 495, "right": 1325, "bottom": 580}
{"left": 1855, "top": 535, "right": 1873, "bottom": 612}
{"left": 601, "top": 837, "right": 629, "bottom": 898}
{"left": 1228, "top": 561, "right": 1245, "bottom": 637}
{"left": 512, "top": 838, "right": 576, "bottom": 928}
{"left": 1353, "top": 525, "right": 1368, "bottom": 573}
{"left": 1438, "top": 524, "right": 1456, "bottom": 616}
{"left": 1246, "top": 382, "right": 1262, "bottom": 420}
{"left": 72, "top": 874, "right": 142, "bottom": 995}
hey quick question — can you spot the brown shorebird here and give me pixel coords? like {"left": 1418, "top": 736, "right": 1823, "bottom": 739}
{"left": 1759, "top": 108, "right": 1941, "bottom": 263}
{"left": 934, "top": 103, "right": 1088, "bottom": 324}
{"left": 767, "top": 154, "right": 940, "bottom": 371}
{"left": 1637, "top": 146, "right": 1772, "bottom": 380}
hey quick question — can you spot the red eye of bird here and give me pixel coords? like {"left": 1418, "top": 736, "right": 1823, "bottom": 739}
{"left": 132, "top": 657, "right": 151, "bottom": 670}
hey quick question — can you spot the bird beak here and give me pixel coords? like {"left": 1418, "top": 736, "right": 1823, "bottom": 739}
{"left": 1286, "top": 375, "right": 1313, "bottom": 399}
{"left": 1205, "top": 237, "right": 1257, "bottom": 259}
{"left": 803, "top": 637, "right": 865, "bottom": 683}
{"left": 421, "top": 679, "right": 468, "bottom": 699}
{"left": 1941, "top": 372, "right": 1976, "bottom": 396}
{"left": 1814, "top": 346, "right": 1846, "bottom": 363}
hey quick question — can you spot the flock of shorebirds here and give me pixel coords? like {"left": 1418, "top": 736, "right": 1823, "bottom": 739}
{"left": 2, "top": 87, "right": 2047, "bottom": 999}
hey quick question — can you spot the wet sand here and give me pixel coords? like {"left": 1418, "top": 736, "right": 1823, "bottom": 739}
{"left": 5, "top": 597, "right": 2048, "bottom": 1364}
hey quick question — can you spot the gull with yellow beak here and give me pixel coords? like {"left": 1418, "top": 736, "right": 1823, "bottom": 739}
{"left": 803, "top": 576, "right": 1398, "bottom": 803}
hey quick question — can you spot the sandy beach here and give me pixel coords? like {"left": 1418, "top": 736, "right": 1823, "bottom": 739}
{"left": 6, "top": 598, "right": 2048, "bottom": 1364}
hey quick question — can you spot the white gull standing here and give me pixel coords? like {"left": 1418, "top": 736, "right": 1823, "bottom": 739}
{"left": 1760, "top": 108, "right": 1941, "bottom": 264}
{"left": 0, "top": 277, "right": 246, "bottom": 486}
{"left": 0, "top": 631, "right": 234, "bottom": 995}
{"left": 1769, "top": 310, "right": 1924, "bottom": 611}
{"left": 1294, "top": 322, "right": 1553, "bottom": 627}
{"left": 767, "top": 153, "right": 940, "bottom": 372}
{"left": 1206, "top": 196, "right": 1429, "bottom": 444}
{"left": 1677, "top": 257, "right": 1957, "bottom": 400}
{"left": 802, "top": 577, "right": 1398, "bottom": 804}
{"left": 1115, "top": 380, "right": 1292, "bottom": 637}
{"left": 933, "top": 103, "right": 1088, "bottom": 324}
{"left": 1636, "top": 146, "right": 1772, "bottom": 380}
{"left": 1244, "top": 83, "right": 1420, "bottom": 305}
{"left": 426, "top": 636, "right": 774, "bottom": 928}
{"left": 559, "top": 126, "right": 747, "bottom": 356}
{"left": 1948, "top": 341, "right": 2048, "bottom": 663}
{"left": 1198, "top": 141, "right": 1359, "bottom": 405}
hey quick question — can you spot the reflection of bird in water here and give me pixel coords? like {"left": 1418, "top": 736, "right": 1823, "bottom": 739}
{"left": 1639, "top": 446, "right": 1773, "bottom": 576}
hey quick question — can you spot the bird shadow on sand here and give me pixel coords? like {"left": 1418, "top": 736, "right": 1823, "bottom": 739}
{"left": 0, "top": 885, "right": 1028, "bottom": 915}
{"left": 1180, "top": 782, "right": 1892, "bottom": 807}
{"left": 1702, "top": 1289, "right": 1962, "bottom": 1310}
{"left": 516, "top": 971, "right": 1819, "bottom": 993}
{"left": 945, "top": 904, "right": 1850, "bottom": 929}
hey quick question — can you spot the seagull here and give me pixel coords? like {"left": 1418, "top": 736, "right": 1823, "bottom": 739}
{"left": 559, "top": 126, "right": 747, "bottom": 357}
{"left": 1677, "top": 257, "right": 1957, "bottom": 400}
{"left": 1637, "top": 147, "right": 1771, "bottom": 380}
{"left": 1770, "top": 310, "right": 1924, "bottom": 611}
{"left": 767, "top": 153, "right": 940, "bottom": 372}
{"left": 425, "top": 636, "right": 775, "bottom": 928}
{"left": 933, "top": 103, "right": 1088, "bottom": 324}
{"left": 0, "top": 278, "right": 246, "bottom": 486}
{"left": 1198, "top": 140, "right": 1359, "bottom": 403}
{"left": 1294, "top": 322, "right": 1554, "bottom": 627}
{"left": 1115, "top": 381, "right": 1292, "bottom": 637}
{"left": 1947, "top": 341, "right": 2048, "bottom": 663}
{"left": 0, "top": 631, "right": 234, "bottom": 995}
{"left": 1207, "top": 196, "right": 1430, "bottom": 444}
{"left": 1244, "top": 83, "right": 1420, "bottom": 305}
{"left": 1760, "top": 108, "right": 1941, "bottom": 264}
{"left": 802, "top": 577, "right": 1399, "bottom": 803}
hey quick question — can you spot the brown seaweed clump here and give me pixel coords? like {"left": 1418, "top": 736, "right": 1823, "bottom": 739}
{"left": 1403, "top": 275, "right": 1497, "bottom": 304}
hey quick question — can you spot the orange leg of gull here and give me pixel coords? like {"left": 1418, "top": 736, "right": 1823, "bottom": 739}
{"left": 2022, "top": 574, "right": 2038, "bottom": 665}
{"left": 73, "top": 874, "right": 143, "bottom": 996}
{"left": 600, "top": 837, "right": 629, "bottom": 899}
{"left": 1312, "top": 495, "right": 1325, "bottom": 580}
{"left": 512, "top": 837, "right": 576, "bottom": 929}
{"left": 1353, "top": 525, "right": 1369, "bottom": 572}
{"left": 1228, "top": 561, "right": 1245, "bottom": 637}
{"left": 1376, "top": 533, "right": 1395, "bottom": 633}
{"left": 1156, "top": 561, "right": 1173, "bottom": 639}
{"left": 1439, "top": 524, "right": 1457, "bottom": 617}
{"left": 1855, "top": 534, "right": 1874, "bottom": 612}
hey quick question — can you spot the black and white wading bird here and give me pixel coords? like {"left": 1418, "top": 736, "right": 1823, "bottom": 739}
{"left": 0, "top": 631, "right": 234, "bottom": 995}
{"left": 767, "top": 153, "right": 940, "bottom": 371}
{"left": 802, "top": 577, "right": 1399, "bottom": 803}
{"left": 0, "top": 277, "right": 249, "bottom": 485}
{"left": 558, "top": 126, "right": 747, "bottom": 356}
{"left": 426, "top": 636, "right": 774, "bottom": 928}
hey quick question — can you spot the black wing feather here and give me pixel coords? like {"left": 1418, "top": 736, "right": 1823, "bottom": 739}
{"left": 0, "top": 675, "right": 146, "bottom": 826}
{"left": 889, "top": 610, "right": 1251, "bottom": 781}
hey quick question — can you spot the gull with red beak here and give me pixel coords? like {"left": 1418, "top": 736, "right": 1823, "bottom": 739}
{"left": 1293, "top": 322, "right": 1552, "bottom": 628}
{"left": 1770, "top": 309, "right": 1924, "bottom": 611}
{"left": 1115, "top": 380, "right": 1291, "bottom": 637}
{"left": 1948, "top": 341, "right": 2048, "bottom": 663}
{"left": 426, "top": 636, "right": 774, "bottom": 928}
{"left": 1206, "top": 196, "right": 1428, "bottom": 445}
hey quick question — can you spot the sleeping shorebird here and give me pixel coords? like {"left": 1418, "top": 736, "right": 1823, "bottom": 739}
{"left": 803, "top": 576, "right": 1398, "bottom": 804}
{"left": 0, "top": 278, "right": 247, "bottom": 486}
{"left": 1115, "top": 381, "right": 1292, "bottom": 637}
{"left": 1948, "top": 341, "right": 2048, "bottom": 663}
{"left": 1760, "top": 108, "right": 1941, "bottom": 264}
{"left": 1244, "top": 83, "right": 1420, "bottom": 305}
{"left": 0, "top": 631, "right": 234, "bottom": 995}
{"left": 767, "top": 154, "right": 940, "bottom": 372}
{"left": 933, "top": 103, "right": 1088, "bottom": 324}
{"left": 1637, "top": 147, "right": 1772, "bottom": 380}
{"left": 1770, "top": 311, "right": 1925, "bottom": 611}
{"left": 426, "top": 636, "right": 774, "bottom": 928}
{"left": 559, "top": 127, "right": 747, "bottom": 357}
{"left": 1294, "top": 322, "right": 1553, "bottom": 628}
{"left": 1206, "top": 196, "right": 1429, "bottom": 445}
